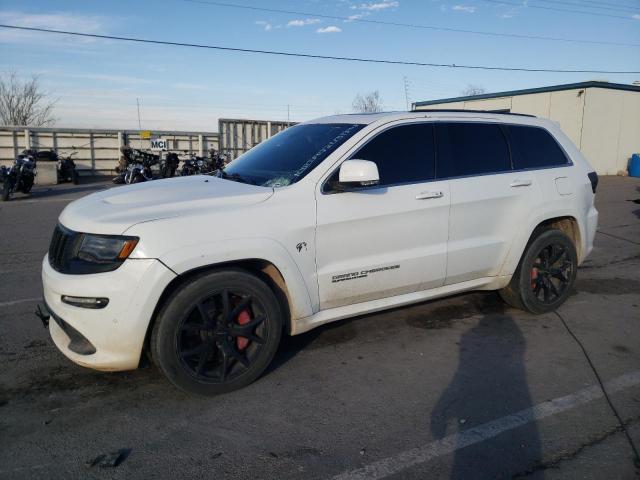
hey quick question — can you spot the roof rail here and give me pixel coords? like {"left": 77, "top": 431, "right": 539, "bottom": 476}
{"left": 411, "top": 108, "right": 536, "bottom": 118}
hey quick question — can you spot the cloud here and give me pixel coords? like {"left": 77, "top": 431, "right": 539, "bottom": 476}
{"left": 351, "top": 1, "right": 399, "bottom": 11}
{"left": 452, "top": 5, "right": 476, "bottom": 13}
{"left": 287, "top": 18, "right": 321, "bottom": 27}
{"left": 316, "top": 25, "right": 342, "bottom": 33}
{"left": 345, "top": 13, "right": 370, "bottom": 21}
{"left": 255, "top": 20, "right": 272, "bottom": 31}
{"left": 632, "top": 14, "right": 640, "bottom": 20}
{"left": 499, "top": 9, "right": 518, "bottom": 18}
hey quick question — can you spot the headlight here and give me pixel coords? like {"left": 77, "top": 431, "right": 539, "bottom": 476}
{"left": 78, "top": 235, "right": 138, "bottom": 264}
{"left": 71, "top": 234, "right": 139, "bottom": 273}
{"left": 49, "top": 224, "right": 139, "bottom": 274}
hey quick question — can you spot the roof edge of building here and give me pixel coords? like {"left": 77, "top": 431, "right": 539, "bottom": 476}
{"left": 413, "top": 81, "right": 640, "bottom": 108}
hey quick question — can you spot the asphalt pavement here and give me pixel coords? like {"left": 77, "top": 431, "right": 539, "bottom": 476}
{"left": 0, "top": 176, "right": 638, "bottom": 479}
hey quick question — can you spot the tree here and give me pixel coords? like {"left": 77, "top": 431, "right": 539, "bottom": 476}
{"left": 0, "top": 72, "right": 56, "bottom": 127}
{"left": 352, "top": 90, "right": 383, "bottom": 113}
{"left": 461, "top": 84, "right": 486, "bottom": 96}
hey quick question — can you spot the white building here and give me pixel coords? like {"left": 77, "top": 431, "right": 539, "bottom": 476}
{"left": 413, "top": 81, "right": 640, "bottom": 175}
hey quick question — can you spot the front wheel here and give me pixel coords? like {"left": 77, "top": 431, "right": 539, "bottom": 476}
{"left": 500, "top": 229, "right": 578, "bottom": 314}
{"left": 151, "top": 269, "right": 283, "bottom": 395}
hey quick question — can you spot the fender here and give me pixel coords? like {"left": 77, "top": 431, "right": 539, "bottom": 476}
{"left": 499, "top": 207, "right": 586, "bottom": 276}
{"left": 158, "top": 237, "right": 316, "bottom": 321}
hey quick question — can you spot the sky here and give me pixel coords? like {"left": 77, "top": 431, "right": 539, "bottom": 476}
{"left": 0, "top": 0, "right": 638, "bottom": 131}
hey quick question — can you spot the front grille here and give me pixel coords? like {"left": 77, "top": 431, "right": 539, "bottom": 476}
{"left": 48, "top": 224, "right": 80, "bottom": 272}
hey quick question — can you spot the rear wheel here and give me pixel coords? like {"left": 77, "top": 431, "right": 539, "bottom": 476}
{"left": 500, "top": 229, "right": 577, "bottom": 314}
{"left": 21, "top": 176, "right": 34, "bottom": 194}
{"left": 151, "top": 269, "right": 283, "bottom": 395}
{"left": 2, "top": 178, "right": 11, "bottom": 201}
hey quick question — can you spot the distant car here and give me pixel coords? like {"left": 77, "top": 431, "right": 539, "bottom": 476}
{"left": 40, "top": 111, "right": 599, "bottom": 395}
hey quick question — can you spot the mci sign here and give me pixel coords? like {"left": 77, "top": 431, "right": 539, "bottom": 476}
{"left": 150, "top": 137, "right": 168, "bottom": 151}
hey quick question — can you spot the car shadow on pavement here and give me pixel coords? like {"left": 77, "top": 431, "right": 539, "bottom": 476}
{"left": 430, "top": 306, "right": 543, "bottom": 479}
{"left": 630, "top": 186, "right": 640, "bottom": 219}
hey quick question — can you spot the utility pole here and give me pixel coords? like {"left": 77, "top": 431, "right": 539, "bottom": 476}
{"left": 136, "top": 98, "right": 143, "bottom": 148}
{"left": 403, "top": 76, "right": 411, "bottom": 111}
{"left": 287, "top": 104, "right": 290, "bottom": 124}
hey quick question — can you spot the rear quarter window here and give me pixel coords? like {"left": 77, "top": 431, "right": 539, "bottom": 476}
{"left": 507, "top": 125, "right": 569, "bottom": 170}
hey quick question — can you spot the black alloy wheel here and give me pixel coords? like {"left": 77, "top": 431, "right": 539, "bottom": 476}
{"left": 500, "top": 229, "right": 578, "bottom": 314}
{"left": 529, "top": 242, "right": 573, "bottom": 304}
{"left": 151, "top": 269, "right": 283, "bottom": 395}
{"left": 177, "top": 288, "right": 268, "bottom": 383}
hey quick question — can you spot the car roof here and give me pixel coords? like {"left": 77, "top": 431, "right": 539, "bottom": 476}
{"left": 302, "top": 111, "right": 555, "bottom": 129}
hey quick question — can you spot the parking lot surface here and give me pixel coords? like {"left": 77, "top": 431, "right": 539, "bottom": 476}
{"left": 0, "top": 176, "right": 639, "bottom": 479}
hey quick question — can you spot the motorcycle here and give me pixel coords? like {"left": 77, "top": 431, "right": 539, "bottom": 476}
{"left": 160, "top": 152, "right": 180, "bottom": 178}
{"left": 113, "top": 147, "right": 159, "bottom": 184}
{"left": 179, "top": 149, "right": 225, "bottom": 176}
{"left": 57, "top": 150, "right": 79, "bottom": 184}
{"left": 210, "top": 149, "right": 227, "bottom": 172}
{"left": 21, "top": 148, "right": 79, "bottom": 184}
{"left": 1, "top": 150, "right": 37, "bottom": 201}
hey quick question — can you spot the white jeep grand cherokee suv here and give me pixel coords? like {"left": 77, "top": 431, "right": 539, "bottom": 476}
{"left": 41, "top": 111, "right": 599, "bottom": 395}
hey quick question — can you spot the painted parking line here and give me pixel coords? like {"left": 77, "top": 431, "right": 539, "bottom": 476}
{"left": 0, "top": 297, "right": 43, "bottom": 308}
{"left": 332, "top": 370, "right": 640, "bottom": 480}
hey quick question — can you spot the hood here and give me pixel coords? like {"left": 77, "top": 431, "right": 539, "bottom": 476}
{"left": 59, "top": 175, "right": 274, "bottom": 234}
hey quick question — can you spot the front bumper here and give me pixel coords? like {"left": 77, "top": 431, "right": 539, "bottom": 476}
{"left": 42, "top": 255, "right": 176, "bottom": 371}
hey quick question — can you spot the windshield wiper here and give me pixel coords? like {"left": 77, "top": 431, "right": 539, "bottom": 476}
{"left": 217, "top": 169, "right": 255, "bottom": 185}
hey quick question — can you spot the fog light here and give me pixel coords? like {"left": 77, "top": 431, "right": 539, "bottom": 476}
{"left": 61, "top": 295, "right": 109, "bottom": 309}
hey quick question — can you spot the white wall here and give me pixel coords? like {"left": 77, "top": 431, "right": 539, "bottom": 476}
{"left": 581, "top": 88, "right": 640, "bottom": 175}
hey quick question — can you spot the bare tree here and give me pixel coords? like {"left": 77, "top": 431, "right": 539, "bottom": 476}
{"left": 461, "top": 84, "right": 487, "bottom": 96}
{"left": 0, "top": 72, "right": 56, "bottom": 127}
{"left": 352, "top": 90, "right": 383, "bottom": 113}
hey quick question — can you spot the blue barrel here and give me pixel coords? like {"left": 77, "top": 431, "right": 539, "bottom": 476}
{"left": 630, "top": 154, "right": 640, "bottom": 177}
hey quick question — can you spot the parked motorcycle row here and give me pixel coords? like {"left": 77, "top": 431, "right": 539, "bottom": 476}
{"left": 0, "top": 148, "right": 79, "bottom": 201}
{"left": 113, "top": 147, "right": 227, "bottom": 185}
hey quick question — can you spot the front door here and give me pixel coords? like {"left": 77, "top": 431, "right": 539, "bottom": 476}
{"left": 315, "top": 122, "right": 450, "bottom": 310}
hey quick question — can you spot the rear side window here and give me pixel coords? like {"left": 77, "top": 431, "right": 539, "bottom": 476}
{"left": 507, "top": 125, "right": 568, "bottom": 170}
{"left": 350, "top": 123, "right": 435, "bottom": 186}
{"left": 435, "top": 123, "right": 511, "bottom": 178}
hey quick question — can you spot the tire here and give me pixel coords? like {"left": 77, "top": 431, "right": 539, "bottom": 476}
{"left": 72, "top": 170, "right": 79, "bottom": 185}
{"left": 132, "top": 174, "right": 144, "bottom": 184}
{"left": 151, "top": 269, "right": 283, "bottom": 395}
{"left": 21, "top": 176, "right": 34, "bottom": 194}
{"left": 1, "top": 178, "right": 10, "bottom": 201}
{"left": 500, "top": 229, "right": 578, "bottom": 314}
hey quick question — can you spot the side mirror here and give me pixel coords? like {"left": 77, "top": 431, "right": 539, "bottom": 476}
{"left": 338, "top": 159, "right": 379, "bottom": 188}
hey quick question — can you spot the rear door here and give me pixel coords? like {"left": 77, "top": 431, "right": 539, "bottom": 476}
{"left": 315, "top": 122, "right": 450, "bottom": 310}
{"left": 435, "top": 121, "right": 542, "bottom": 285}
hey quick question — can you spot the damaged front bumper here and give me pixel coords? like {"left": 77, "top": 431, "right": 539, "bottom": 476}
{"left": 36, "top": 302, "right": 96, "bottom": 355}
{"left": 40, "top": 254, "right": 176, "bottom": 371}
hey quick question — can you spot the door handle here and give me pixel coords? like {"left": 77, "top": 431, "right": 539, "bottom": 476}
{"left": 415, "top": 191, "right": 444, "bottom": 200}
{"left": 510, "top": 180, "right": 532, "bottom": 187}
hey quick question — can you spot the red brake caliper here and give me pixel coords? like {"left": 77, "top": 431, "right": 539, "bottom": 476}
{"left": 530, "top": 267, "right": 538, "bottom": 290}
{"left": 236, "top": 310, "right": 251, "bottom": 350}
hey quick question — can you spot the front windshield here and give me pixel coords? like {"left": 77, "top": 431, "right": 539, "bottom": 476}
{"left": 221, "top": 123, "right": 364, "bottom": 187}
